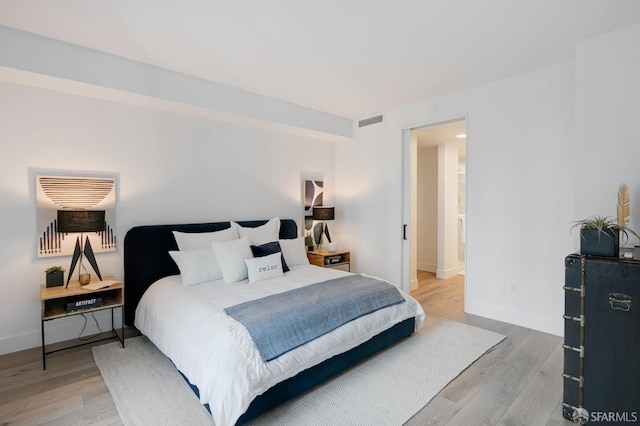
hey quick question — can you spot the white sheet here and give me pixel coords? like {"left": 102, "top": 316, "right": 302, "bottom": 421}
{"left": 135, "top": 265, "right": 425, "bottom": 426}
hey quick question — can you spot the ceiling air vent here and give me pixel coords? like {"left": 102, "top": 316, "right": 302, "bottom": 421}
{"left": 358, "top": 114, "right": 383, "bottom": 128}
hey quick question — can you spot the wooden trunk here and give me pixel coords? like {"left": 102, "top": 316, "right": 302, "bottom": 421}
{"left": 563, "top": 255, "right": 640, "bottom": 423}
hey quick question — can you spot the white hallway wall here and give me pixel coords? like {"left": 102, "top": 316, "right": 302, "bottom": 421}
{"left": 338, "top": 61, "right": 576, "bottom": 336}
{"left": 337, "top": 23, "right": 640, "bottom": 336}
{"left": 0, "top": 81, "right": 337, "bottom": 354}
{"left": 417, "top": 145, "right": 437, "bottom": 273}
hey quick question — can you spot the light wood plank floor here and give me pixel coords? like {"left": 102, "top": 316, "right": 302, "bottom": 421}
{"left": 408, "top": 271, "right": 570, "bottom": 426}
{"left": 0, "top": 273, "right": 570, "bottom": 425}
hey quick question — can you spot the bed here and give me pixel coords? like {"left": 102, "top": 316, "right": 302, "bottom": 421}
{"left": 124, "top": 218, "right": 425, "bottom": 425}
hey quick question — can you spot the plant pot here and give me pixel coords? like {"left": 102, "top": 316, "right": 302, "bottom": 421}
{"left": 45, "top": 271, "right": 64, "bottom": 288}
{"left": 580, "top": 229, "right": 619, "bottom": 257}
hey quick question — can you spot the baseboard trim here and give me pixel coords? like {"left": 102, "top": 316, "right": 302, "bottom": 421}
{"left": 436, "top": 266, "right": 459, "bottom": 279}
{"left": 410, "top": 278, "right": 419, "bottom": 291}
{"left": 465, "top": 300, "right": 563, "bottom": 337}
{"left": 0, "top": 309, "right": 122, "bottom": 356}
{"left": 417, "top": 262, "right": 436, "bottom": 272}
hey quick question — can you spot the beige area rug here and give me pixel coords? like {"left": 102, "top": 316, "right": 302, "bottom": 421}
{"left": 93, "top": 316, "right": 505, "bottom": 426}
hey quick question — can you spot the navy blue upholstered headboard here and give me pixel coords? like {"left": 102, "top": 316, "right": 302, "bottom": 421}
{"left": 123, "top": 219, "right": 298, "bottom": 326}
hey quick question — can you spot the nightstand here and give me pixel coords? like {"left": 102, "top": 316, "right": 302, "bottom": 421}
{"left": 307, "top": 249, "right": 351, "bottom": 272}
{"left": 40, "top": 275, "right": 124, "bottom": 369}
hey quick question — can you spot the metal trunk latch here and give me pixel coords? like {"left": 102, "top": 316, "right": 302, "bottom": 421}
{"left": 609, "top": 293, "right": 631, "bottom": 312}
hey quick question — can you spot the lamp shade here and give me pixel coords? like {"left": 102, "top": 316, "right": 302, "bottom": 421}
{"left": 312, "top": 206, "right": 335, "bottom": 221}
{"left": 57, "top": 210, "right": 105, "bottom": 233}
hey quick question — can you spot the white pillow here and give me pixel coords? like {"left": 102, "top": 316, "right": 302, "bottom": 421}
{"left": 169, "top": 248, "right": 222, "bottom": 286}
{"left": 173, "top": 226, "right": 238, "bottom": 251}
{"left": 212, "top": 237, "right": 254, "bottom": 283}
{"left": 232, "top": 217, "right": 280, "bottom": 245}
{"left": 279, "top": 237, "right": 310, "bottom": 267}
{"left": 244, "top": 252, "right": 284, "bottom": 283}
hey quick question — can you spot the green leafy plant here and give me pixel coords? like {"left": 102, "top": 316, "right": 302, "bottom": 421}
{"left": 305, "top": 234, "right": 314, "bottom": 246}
{"left": 570, "top": 214, "right": 639, "bottom": 242}
{"left": 45, "top": 266, "right": 65, "bottom": 274}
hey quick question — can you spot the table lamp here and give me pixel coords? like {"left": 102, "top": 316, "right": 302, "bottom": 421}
{"left": 312, "top": 206, "right": 334, "bottom": 249}
{"left": 57, "top": 210, "right": 105, "bottom": 287}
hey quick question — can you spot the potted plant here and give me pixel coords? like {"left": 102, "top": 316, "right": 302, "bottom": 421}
{"left": 570, "top": 215, "right": 638, "bottom": 257}
{"left": 45, "top": 266, "right": 65, "bottom": 288}
{"left": 305, "top": 234, "right": 315, "bottom": 252}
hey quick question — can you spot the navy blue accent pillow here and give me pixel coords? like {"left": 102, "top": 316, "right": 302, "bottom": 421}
{"left": 250, "top": 241, "right": 290, "bottom": 272}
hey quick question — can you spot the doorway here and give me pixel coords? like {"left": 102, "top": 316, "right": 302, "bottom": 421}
{"left": 402, "top": 118, "right": 466, "bottom": 309}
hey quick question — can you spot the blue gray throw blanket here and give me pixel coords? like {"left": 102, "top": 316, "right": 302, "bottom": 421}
{"left": 224, "top": 274, "right": 406, "bottom": 362}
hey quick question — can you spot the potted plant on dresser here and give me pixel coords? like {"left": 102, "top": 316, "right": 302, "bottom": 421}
{"left": 45, "top": 266, "right": 64, "bottom": 288}
{"left": 571, "top": 184, "right": 639, "bottom": 257}
{"left": 571, "top": 215, "right": 624, "bottom": 257}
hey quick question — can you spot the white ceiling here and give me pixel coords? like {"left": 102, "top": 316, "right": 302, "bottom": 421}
{"left": 1, "top": 1, "right": 640, "bottom": 119}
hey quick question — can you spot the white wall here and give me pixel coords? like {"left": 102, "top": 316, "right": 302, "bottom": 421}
{"left": 417, "top": 145, "right": 437, "bottom": 272}
{"left": 0, "top": 81, "right": 337, "bottom": 354}
{"left": 574, "top": 24, "right": 640, "bottom": 237}
{"left": 337, "top": 61, "right": 576, "bottom": 336}
{"left": 337, "top": 22, "right": 640, "bottom": 335}
{"left": 437, "top": 142, "right": 460, "bottom": 279}
{"left": 334, "top": 114, "right": 404, "bottom": 278}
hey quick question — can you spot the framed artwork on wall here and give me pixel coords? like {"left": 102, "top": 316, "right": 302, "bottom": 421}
{"left": 303, "top": 179, "right": 324, "bottom": 244}
{"left": 36, "top": 173, "right": 117, "bottom": 258}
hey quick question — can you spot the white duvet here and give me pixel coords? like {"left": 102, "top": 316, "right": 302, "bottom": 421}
{"left": 135, "top": 265, "right": 425, "bottom": 426}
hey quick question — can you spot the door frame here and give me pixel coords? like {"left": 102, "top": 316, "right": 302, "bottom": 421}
{"left": 401, "top": 115, "right": 468, "bottom": 294}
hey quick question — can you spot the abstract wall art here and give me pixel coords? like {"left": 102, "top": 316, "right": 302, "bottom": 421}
{"left": 304, "top": 180, "right": 323, "bottom": 214}
{"left": 303, "top": 179, "right": 324, "bottom": 242}
{"left": 36, "top": 173, "right": 117, "bottom": 258}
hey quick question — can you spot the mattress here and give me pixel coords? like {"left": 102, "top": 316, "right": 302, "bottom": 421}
{"left": 135, "top": 264, "right": 425, "bottom": 425}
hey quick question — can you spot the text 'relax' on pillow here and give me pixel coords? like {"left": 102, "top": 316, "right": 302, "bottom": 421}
{"left": 244, "top": 252, "right": 284, "bottom": 283}
{"left": 251, "top": 241, "right": 289, "bottom": 272}
{"left": 212, "top": 236, "right": 253, "bottom": 283}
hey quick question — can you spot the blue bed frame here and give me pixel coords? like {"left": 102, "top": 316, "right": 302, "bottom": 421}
{"left": 123, "top": 219, "right": 415, "bottom": 425}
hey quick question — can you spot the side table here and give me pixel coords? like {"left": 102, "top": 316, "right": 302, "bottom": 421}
{"left": 40, "top": 275, "right": 124, "bottom": 369}
{"left": 307, "top": 249, "right": 351, "bottom": 272}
